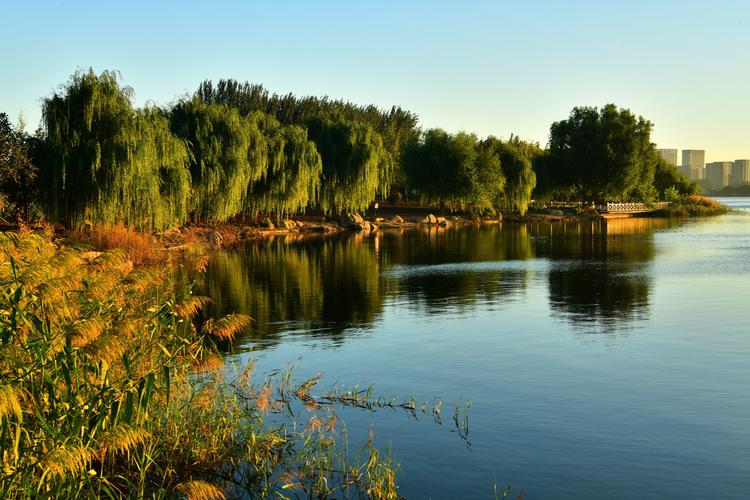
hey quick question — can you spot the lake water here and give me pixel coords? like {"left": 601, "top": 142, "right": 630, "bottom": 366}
{"left": 199, "top": 198, "right": 750, "bottom": 499}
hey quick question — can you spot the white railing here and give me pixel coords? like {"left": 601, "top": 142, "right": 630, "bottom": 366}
{"left": 596, "top": 202, "right": 669, "bottom": 212}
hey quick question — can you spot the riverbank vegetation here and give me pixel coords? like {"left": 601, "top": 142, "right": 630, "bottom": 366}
{"left": 651, "top": 194, "right": 730, "bottom": 217}
{"left": 0, "top": 230, "right": 412, "bottom": 498}
{"left": 0, "top": 69, "right": 711, "bottom": 230}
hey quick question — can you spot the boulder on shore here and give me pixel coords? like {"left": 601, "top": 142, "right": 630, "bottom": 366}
{"left": 421, "top": 214, "right": 438, "bottom": 225}
{"left": 340, "top": 212, "right": 365, "bottom": 229}
{"left": 391, "top": 215, "right": 404, "bottom": 224}
{"left": 543, "top": 208, "right": 564, "bottom": 216}
{"left": 354, "top": 220, "right": 371, "bottom": 232}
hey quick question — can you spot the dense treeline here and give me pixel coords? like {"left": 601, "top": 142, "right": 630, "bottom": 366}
{"left": 0, "top": 70, "right": 700, "bottom": 228}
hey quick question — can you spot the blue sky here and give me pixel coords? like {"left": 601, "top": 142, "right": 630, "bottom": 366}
{"left": 2, "top": 0, "right": 748, "bottom": 161}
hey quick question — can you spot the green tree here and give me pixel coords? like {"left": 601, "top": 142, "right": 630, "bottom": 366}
{"left": 244, "top": 113, "right": 323, "bottom": 217}
{"left": 547, "top": 104, "right": 658, "bottom": 202}
{"left": 403, "top": 129, "right": 479, "bottom": 209}
{"left": 0, "top": 113, "right": 37, "bottom": 222}
{"left": 195, "top": 79, "right": 418, "bottom": 199}
{"left": 654, "top": 156, "right": 700, "bottom": 197}
{"left": 474, "top": 137, "right": 505, "bottom": 213}
{"left": 481, "top": 136, "right": 537, "bottom": 214}
{"left": 169, "top": 100, "right": 267, "bottom": 221}
{"left": 304, "top": 115, "right": 391, "bottom": 213}
{"left": 40, "top": 70, "right": 191, "bottom": 229}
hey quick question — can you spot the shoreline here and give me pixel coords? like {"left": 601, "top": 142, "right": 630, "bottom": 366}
{"left": 153, "top": 210, "right": 642, "bottom": 251}
{"left": 3, "top": 195, "right": 728, "bottom": 259}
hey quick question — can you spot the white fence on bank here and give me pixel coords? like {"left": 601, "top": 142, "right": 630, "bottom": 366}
{"left": 595, "top": 202, "right": 669, "bottom": 212}
{"left": 541, "top": 201, "right": 671, "bottom": 212}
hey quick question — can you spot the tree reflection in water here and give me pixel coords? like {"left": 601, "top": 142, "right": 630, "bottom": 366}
{"left": 194, "top": 217, "right": 680, "bottom": 348}
{"left": 532, "top": 218, "right": 678, "bottom": 332}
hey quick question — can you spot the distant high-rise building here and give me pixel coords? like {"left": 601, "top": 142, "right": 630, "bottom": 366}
{"left": 731, "top": 159, "right": 750, "bottom": 186}
{"left": 657, "top": 148, "right": 678, "bottom": 166}
{"left": 681, "top": 149, "right": 706, "bottom": 181}
{"left": 706, "top": 161, "right": 733, "bottom": 190}
{"left": 682, "top": 150, "right": 706, "bottom": 168}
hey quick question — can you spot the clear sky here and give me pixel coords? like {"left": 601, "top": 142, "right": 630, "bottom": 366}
{"left": 2, "top": 0, "right": 748, "bottom": 162}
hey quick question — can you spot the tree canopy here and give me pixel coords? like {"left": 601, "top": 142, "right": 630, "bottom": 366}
{"left": 482, "top": 136, "right": 537, "bottom": 214}
{"left": 195, "top": 79, "right": 418, "bottom": 200}
{"left": 244, "top": 114, "right": 323, "bottom": 217}
{"left": 653, "top": 156, "right": 699, "bottom": 196}
{"left": 40, "top": 70, "right": 192, "bottom": 229}
{"left": 0, "top": 113, "right": 37, "bottom": 221}
{"left": 546, "top": 104, "right": 659, "bottom": 202}
{"left": 169, "top": 100, "right": 267, "bottom": 222}
{"left": 403, "top": 129, "right": 480, "bottom": 209}
{"left": 304, "top": 116, "right": 391, "bottom": 213}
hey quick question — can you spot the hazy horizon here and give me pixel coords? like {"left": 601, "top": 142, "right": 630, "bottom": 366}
{"left": 3, "top": 0, "right": 748, "bottom": 162}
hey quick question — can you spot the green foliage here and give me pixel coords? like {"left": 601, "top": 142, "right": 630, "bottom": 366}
{"left": 304, "top": 115, "right": 392, "bottom": 213}
{"left": 547, "top": 104, "right": 658, "bottom": 202}
{"left": 244, "top": 113, "right": 323, "bottom": 217}
{"left": 654, "top": 156, "right": 700, "bottom": 197}
{"left": 195, "top": 79, "right": 419, "bottom": 179}
{"left": 653, "top": 194, "right": 729, "bottom": 216}
{"left": 404, "top": 130, "right": 537, "bottom": 214}
{"left": 482, "top": 136, "right": 538, "bottom": 214}
{"left": 40, "top": 69, "right": 191, "bottom": 229}
{"left": 0, "top": 113, "right": 37, "bottom": 221}
{"left": 706, "top": 183, "right": 750, "bottom": 196}
{"left": 473, "top": 138, "right": 505, "bottom": 212}
{"left": 169, "top": 100, "right": 267, "bottom": 222}
{"left": 403, "top": 129, "right": 480, "bottom": 209}
{"left": 663, "top": 186, "right": 681, "bottom": 202}
{"left": 25, "top": 70, "right": 699, "bottom": 224}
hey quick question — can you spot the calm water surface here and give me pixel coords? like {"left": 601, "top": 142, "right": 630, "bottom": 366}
{"left": 200, "top": 198, "right": 750, "bottom": 499}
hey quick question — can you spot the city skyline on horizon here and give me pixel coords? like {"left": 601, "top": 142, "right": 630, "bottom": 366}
{"left": 656, "top": 148, "right": 750, "bottom": 165}
{"left": 2, "top": 1, "right": 749, "bottom": 162}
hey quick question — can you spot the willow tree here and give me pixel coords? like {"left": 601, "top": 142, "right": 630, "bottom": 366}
{"left": 196, "top": 79, "right": 417, "bottom": 199}
{"left": 474, "top": 137, "right": 505, "bottom": 213}
{"left": 170, "top": 100, "right": 267, "bottom": 221}
{"left": 402, "top": 129, "right": 481, "bottom": 208}
{"left": 130, "top": 109, "right": 192, "bottom": 227}
{"left": 496, "top": 137, "right": 537, "bottom": 215}
{"left": 304, "top": 116, "right": 392, "bottom": 213}
{"left": 244, "top": 113, "right": 322, "bottom": 217}
{"left": 40, "top": 69, "right": 191, "bottom": 229}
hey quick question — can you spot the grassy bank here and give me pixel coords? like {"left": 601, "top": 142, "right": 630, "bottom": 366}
{"left": 0, "top": 230, "right": 402, "bottom": 499}
{"left": 651, "top": 195, "right": 730, "bottom": 217}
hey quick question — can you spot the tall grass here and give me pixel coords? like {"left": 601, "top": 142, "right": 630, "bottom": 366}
{"left": 0, "top": 231, "right": 400, "bottom": 498}
{"left": 653, "top": 194, "right": 729, "bottom": 217}
{"left": 70, "top": 223, "right": 164, "bottom": 264}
